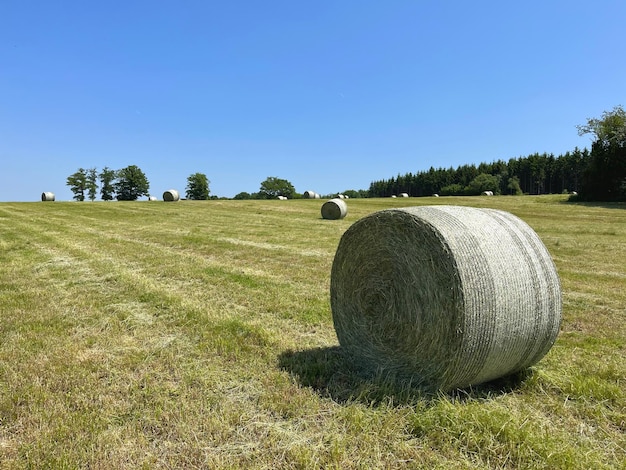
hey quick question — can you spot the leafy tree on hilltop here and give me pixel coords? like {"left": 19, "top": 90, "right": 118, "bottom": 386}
{"left": 577, "top": 105, "right": 626, "bottom": 201}
{"left": 99, "top": 167, "right": 116, "bottom": 201}
{"left": 114, "top": 165, "right": 150, "bottom": 201}
{"left": 186, "top": 172, "right": 210, "bottom": 200}
{"left": 259, "top": 176, "right": 295, "bottom": 199}
{"left": 66, "top": 168, "right": 88, "bottom": 201}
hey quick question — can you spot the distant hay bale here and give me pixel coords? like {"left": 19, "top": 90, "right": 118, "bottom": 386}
{"left": 433, "top": 193, "right": 440, "bottom": 197}
{"left": 400, "top": 193, "right": 409, "bottom": 197}
{"left": 41, "top": 192, "right": 55, "bottom": 202}
{"left": 337, "top": 194, "right": 345, "bottom": 199}
{"left": 321, "top": 198, "right": 348, "bottom": 220}
{"left": 148, "top": 196, "right": 157, "bottom": 201}
{"left": 303, "top": 190, "right": 320, "bottom": 199}
{"left": 571, "top": 191, "right": 578, "bottom": 196}
{"left": 482, "top": 190, "right": 494, "bottom": 196}
{"left": 277, "top": 195, "right": 287, "bottom": 200}
{"left": 163, "top": 189, "right": 180, "bottom": 202}
{"left": 391, "top": 195, "right": 397, "bottom": 198}
{"left": 330, "top": 205, "right": 561, "bottom": 391}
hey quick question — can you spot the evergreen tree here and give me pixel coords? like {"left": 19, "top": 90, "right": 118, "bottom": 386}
{"left": 66, "top": 168, "right": 88, "bottom": 201}
{"left": 86, "top": 168, "right": 98, "bottom": 201}
{"left": 577, "top": 105, "right": 626, "bottom": 201}
{"left": 99, "top": 167, "right": 116, "bottom": 201}
{"left": 185, "top": 173, "right": 210, "bottom": 200}
{"left": 114, "top": 165, "right": 150, "bottom": 201}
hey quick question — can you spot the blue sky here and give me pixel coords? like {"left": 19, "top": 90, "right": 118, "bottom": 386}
{"left": 1, "top": 1, "right": 624, "bottom": 201}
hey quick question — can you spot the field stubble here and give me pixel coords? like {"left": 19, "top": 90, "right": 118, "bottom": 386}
{"left": 0, "top": 196, "right": 624, "bottom": 469}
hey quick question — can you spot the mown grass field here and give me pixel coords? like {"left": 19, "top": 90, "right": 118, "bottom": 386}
{"left": 0, "top": 195, "right": 624, "bottom": 469}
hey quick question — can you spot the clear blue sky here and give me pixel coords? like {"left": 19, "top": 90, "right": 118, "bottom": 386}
{"left": 1, "top": 1, "right": 624, "bottom": 201}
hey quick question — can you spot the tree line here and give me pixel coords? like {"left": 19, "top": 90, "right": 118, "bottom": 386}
{"left": 66, "top": 166, "right": 211, "bottom": 201}
{"left": 369, "top": 105, "right": 626, "bottom": 201}
{"left": 368, "top": 148, "right": 591, "bottom": 198}
{"left": 65, "top": 107, "right": 625, "bottom": 202}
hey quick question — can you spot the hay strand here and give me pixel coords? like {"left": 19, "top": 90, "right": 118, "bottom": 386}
{"left": 330, "top": 205, "right": 561, "bottom": 391}
{"left": 321, "top": 198, "right": 348, "bottom": 220}
{"left": 41, "top": 192, "right": 55, "bottom": 201}
{"left": 162, "top": 189, "right": 180, "bottom": 202}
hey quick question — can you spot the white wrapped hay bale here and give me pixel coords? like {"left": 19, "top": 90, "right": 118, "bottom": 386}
{"left": 400, "top": 192, "right": 409, "bottom": 197}
{"left": 303, "top": 190, "right": 320, "bottom": 199}
{"left": 321, "top": 198, "right": 348, "bottom": 220}
{"left": 163, "top": 189, "right": 180, "bottom": 202}
{"left": 330, "top": 205, "right": 561, "bottom": 391}
{"left": 41, "top": 192, "right": 55, "bottom": 201}
{"left": 148, "top": 196, "right": 157, "bottom": 201}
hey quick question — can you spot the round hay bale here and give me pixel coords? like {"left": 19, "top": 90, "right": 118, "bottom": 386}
{"left": 303, "top": 190, "right": 318, "bottom": 199}
{"left": 41, "top": 192, "right": 55, "bottom": 201}
{"left": 433, "top": 193, "right": 440, "bottom": 197}
{"left": 391, "top": 195, "right": 397, "bottom": 198}
{"left": 482, "top": 190, "right": 494, "bottom": 196}
{"left": 162, "top": 189, "right": 180, "bottom": 202}
{"left": 330, "top": 205, "right": 561, "bottom": 391}
{"left": 148, "top": 196, "right": 157, "bottom": 201}
{"left": 321, "top": 198, "right": 348, "bottom": 220}
{"left": 400, "top": 192, "right": 409, "bottom": 197}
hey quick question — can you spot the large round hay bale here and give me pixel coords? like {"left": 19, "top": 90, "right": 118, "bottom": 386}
{"left": 330, "top": 205, "right": 561, "bottom": 391}
{"left": 321, "top": 198, "right": 348, "bottom": 220}
{"left": 41, "top": 192, "right": 55, "bottom": 201}
{"left": 303, "top": 190, "right": 317, "bottom": 199}
{"left": 147, "top": 196, "right": 157, "bottom": 201}
{"left": 162, "top": 189, "right": 180, "bottom": 202}
{"left": 400, "top": 192, "right": 409, "bottom": 197}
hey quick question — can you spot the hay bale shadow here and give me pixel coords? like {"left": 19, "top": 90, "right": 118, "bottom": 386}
{"left": 278, "top": 347, "right": 535, "bottom": 406}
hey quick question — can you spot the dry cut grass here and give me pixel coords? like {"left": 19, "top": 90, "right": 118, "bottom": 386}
{"left": 0, "top": 195, "right": 624, "bottom": 469}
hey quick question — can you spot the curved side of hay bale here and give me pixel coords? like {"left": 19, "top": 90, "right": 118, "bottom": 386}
{"left": 400, "top": 193, "right": 409, "bottom": 197}
{"left": 330, "top": 205, "right": 561, "bottom": 391}
{"left": 303, "top": 190, "right": 316, "bottom": 199}
{"left": 321, "top": 198, "right": 348, "bottom": 220}
{"left": 41, "top": 192, "right": 55, "bottom": 201}
{"left": 163, "top": 189, "right": 180, "bottom": 202}
{"left": 148, "top": 196, "right": 157, "bottom": 201}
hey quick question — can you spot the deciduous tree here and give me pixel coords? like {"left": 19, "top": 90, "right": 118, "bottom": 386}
{"left": 114, "top": 165, "right": 150, "bottom": 201}
{"left": 259, "top": 177, "right": 295, "bottom": 199}
{"left": 185, "top": 172, "right": 210, "bottom": 200}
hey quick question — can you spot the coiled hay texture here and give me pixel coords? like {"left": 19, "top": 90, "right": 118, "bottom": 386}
{"left": 330, "top": 205, "right": 561, "bottom": 391}
{"left": 322, "top": 198, "right": 348, "bottom": 220}
{"left": 163, "top": 189, "right": 180, "bottom": 202}
{"left": 41, "top": 192, "right": 55, "bottom": 201}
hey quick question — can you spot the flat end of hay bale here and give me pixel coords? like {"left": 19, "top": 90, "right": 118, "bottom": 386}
{"left": 163, "top": 189, "right": 180, "bottom": 202}
{"left": 321, "top": 198, "right": 348, "bottom": 220}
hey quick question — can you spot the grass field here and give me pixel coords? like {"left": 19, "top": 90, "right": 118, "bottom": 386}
{"left": 0, "top": 195, "right": 624, "bottom": 469}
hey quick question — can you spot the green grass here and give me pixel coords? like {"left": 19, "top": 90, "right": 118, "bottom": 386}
{"left": 0, "top": 195, "right": 624, "bottom": 469}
